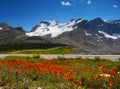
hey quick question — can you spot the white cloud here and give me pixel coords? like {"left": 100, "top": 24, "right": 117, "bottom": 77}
{"left": 113, "top": 5, "right": 118, "bottom": 8}
{"left": 61, "top": 1, "right": 72, "bottom": 6}
{"left": 87, "top": 0, "right": 91, "bottom": 5}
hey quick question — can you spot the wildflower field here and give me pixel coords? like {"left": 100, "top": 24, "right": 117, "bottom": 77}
{"left": 0, "top": 56, "right": 120, "bottom": 89}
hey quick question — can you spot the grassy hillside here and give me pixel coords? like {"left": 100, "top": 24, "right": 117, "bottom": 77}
{"left": 2, "top": 46, "right": 74, "bottom": 54}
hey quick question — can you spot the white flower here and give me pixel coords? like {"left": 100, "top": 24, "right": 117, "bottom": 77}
{"left": 99, "top": 74, "right": 111, "bottom": 77}
{"left": 118, "top": 72, "right": 120, "bottom": 74}
{"left": 37, "top": 87, "right": 42, "bottom": 89}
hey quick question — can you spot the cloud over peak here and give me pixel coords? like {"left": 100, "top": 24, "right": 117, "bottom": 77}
{"left": 61, "top": 1, "right": 72, "bottom": 6}
{"left": 113, "top": 5, "right": 118, "bottom": 8}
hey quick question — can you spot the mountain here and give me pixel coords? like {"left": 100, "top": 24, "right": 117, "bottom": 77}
{"left": 1, "top": 17, "right": 120, "bottom": 54}
{"left": 0, "top": 23, "right": 66, "bottom": 51}
{"left": 26, "top": 18, "right": 120, "bottom": 40}
{"left": 0, "top": 23, "right": 27, "bottom": 45}
{"left": 26, "top": 18, "right": 120, "bottom": 54}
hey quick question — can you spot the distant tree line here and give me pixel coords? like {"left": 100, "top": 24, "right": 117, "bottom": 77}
{"left": 0, "top": 43, "right": 67, "bottom": 52}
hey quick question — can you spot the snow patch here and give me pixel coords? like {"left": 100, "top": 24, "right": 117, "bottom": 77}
{"left": 96, "top": 34, "right": 103, "bottom": 41}
{"left": 103, "top": 19, "right": 110, "bottom": 23}
{"left": 76, "top": 18, "right": 84, "bottom": 23}
{"left": 98, "top": 31, "right": 120, "bottom": 39}
{"left": 97, "top": 39, "right": 100, "bottom": 42}
{"left": 84, "top": 31, "right": 91, "bottom": 36}
{"left": 0, "top": 27, "right": 2, "bottom": 30}
{"left": 106, "top": 20, "right": 120, "bottom": 24}
{"left": 26, "top": 19, "right": 84, "bottom": 38}
{"left": 114, "top": 21, "right": 120, "bottom": 24}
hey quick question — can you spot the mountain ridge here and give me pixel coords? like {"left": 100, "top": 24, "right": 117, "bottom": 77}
{"left": 26, "top": 18, "right": 120, "bottom": 39}
{"left": 0, "top": 17, "right": 120, "bottom": 54}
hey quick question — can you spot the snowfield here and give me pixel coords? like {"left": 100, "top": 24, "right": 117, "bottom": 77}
{"left": 26, "top": 19, "right": 84, "bottom": 37}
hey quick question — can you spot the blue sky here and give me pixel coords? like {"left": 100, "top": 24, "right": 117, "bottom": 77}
{"left": 0, "top": 0, "right": 120, "bottom": 31}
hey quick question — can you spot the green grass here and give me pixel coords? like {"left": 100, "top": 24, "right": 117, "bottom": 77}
{"left": 3, "top": 46, "right": 74, "bottom": 54}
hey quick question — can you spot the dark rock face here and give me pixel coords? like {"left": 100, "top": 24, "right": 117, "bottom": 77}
{"left": 14, "top": 27, "right": 26, "bottom": 33}
{"left": 73, "top": 20, "right": 98, "bottom": 35}
{"left": 0, "top": 23, "right": 27, "bottom": 45}
{"left": 89, "top": 18, "right": 120, "bottom": 35}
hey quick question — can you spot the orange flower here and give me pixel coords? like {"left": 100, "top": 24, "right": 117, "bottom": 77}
{"left": 96, "top": 75, "right": 100, "bottom": 79}
{"left": 79, "top": 81, "right": 82, "bottom": 86}
{"left": 76, "top": 79, "right": 80, "bottom": 84}
{"left": 108, "top": 82, "right": 113, "bottom": 88}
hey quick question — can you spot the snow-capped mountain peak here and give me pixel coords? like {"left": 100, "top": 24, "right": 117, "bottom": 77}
{"left": 26, "top": 17, "right": 120, "bottom": 40}
{"left": 26, "top": 18, "right": 84, "bottom": 37}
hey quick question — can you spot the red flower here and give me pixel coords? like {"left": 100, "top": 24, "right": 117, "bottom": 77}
{"left": 71, "top": 83, "right": 75, "bottom": 87}
{"left": 102, "top": 65, "right": 107, "bottom": 69}
{"left": 70, "top": 77, "right": 75, "bottom": 81}
{"left": 15, "top": 69, "right": 19, "bottom": 74}
{"left": 76, "top": 79, "right": 82, "bottom": 86}
{"left": 90, "top": 78, "right": 95, "bottom": 81}
{"left": 118, "top": 70, "right": 120, "bottom": 72}
{"left": 110, "top": 69, "right": 116, "bottom": 75}
{"left": 101, "top": 65, "right": 108, "bottom": 73}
